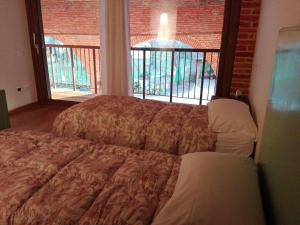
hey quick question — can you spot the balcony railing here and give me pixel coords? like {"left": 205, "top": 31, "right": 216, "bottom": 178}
{"left": 131, "top": 47, "right": 220, "bottom": 105}
{"left": 46, "top": 44, "right": 220, "bottom": 105}
{"left": 46, "top": 44, "right": 100, "bottom": 93}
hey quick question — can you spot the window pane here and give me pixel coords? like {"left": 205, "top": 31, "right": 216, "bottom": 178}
{"left": 40, "top": 0, "right": 101, "bottom": 101}
{"left": 129, "top": 0, "right": 225, "bottom": 104}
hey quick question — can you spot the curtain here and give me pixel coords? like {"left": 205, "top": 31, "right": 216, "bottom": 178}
{"left": 100, "top": 0, "right": 132, "bottom": 96}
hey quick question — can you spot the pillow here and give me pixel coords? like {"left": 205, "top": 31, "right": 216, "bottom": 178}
{"left": 215, "top": 132, "right": 255, "bottom": 157}
{"left": 208, "top": 99, "right": 257, "bottom": 139}
{"left": 152, "top": 152, "right": 265, "bottom": 225}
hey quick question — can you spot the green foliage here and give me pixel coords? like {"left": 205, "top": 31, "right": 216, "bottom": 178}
{"left": 133, "top": 81, "right": 142, "bottom": 93}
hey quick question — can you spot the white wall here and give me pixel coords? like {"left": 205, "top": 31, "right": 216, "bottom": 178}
{"left": 249, "top": 0, "right": 300, "bottom": 160}
{"left": 0, "top": 0, "right": 37, "bottom": 111}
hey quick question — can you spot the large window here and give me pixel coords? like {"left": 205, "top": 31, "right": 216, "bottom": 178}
{"left": 36, "top": 0, "right": 229, "bottom": 105}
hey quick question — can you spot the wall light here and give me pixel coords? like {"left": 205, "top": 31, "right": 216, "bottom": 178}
{"left": 160, "top": 13, "right": 168, "bottom": 26}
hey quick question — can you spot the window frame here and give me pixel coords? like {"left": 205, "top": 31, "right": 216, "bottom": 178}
{"left": 25, "top": 0, "right": 241, "bottom": 103}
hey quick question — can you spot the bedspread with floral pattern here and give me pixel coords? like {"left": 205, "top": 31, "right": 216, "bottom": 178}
{"left": 53, "top": 96, "right": 217, "bottom": 155}
{"left": 0, "top": 129, "right": 180, "bottom": 225}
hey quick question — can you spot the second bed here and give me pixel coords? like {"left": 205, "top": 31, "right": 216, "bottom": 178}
{"left": 52, "top": 96, "right": 257, "bottom": 157}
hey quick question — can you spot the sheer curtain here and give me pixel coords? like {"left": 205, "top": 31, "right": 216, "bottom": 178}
{"left": 100, "top": 0, "right": 132, "bottom": 96}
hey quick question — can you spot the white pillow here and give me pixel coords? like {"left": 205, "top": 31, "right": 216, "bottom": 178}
{"left": 208, "top": 99, "right": 257, "bottom": 139}
{"left": 152, "top": 152, "right": 265, "bottom": 225}
{"left": 216, "top": 132, "right": 255, "bottom": 157}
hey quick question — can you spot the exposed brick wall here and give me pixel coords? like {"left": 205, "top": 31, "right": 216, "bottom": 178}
{"left": 231, "top": 0, "right": 261, "bottom": 96}
{"left": 129, "top": 0, "right": 224, "bottom": 48}
{"left": 41, "top": 0, "right": 261, "bottom": 96}
{"left": 41, "top": 0, "right": 224, "bottom": 48}
{"left": 41, "top": 0, "right": 100, "bottom": 46}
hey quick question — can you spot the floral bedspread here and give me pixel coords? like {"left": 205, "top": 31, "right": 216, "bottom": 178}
{"left": 53, "top": 96, "right": 217, "bottom": 155}
{"left": 0, "top": 130, "right": 180, "bottom": 225}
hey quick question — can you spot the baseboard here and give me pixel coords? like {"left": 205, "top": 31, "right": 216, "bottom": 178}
{"left": 8, "top": 99, "right": 78, "bottom": 116}
{"left": 48, "top": 99, "right": 79, "bottom": 107}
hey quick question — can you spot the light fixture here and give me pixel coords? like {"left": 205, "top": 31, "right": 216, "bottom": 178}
{"left": 160, "top": 13, "right": 168, "bottom": 26}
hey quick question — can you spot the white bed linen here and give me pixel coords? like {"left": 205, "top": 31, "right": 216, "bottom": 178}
{"left": 207, "top": 99, "right": 258, "bottom": 156}
{"left": 152, "top": 152, "right": 265, "bottom": 225}
{"left": 208, "top": 99, "right": 257, "bottom": 139}
{"left": 215, "top": 132, "right": 255, "bottom": 157}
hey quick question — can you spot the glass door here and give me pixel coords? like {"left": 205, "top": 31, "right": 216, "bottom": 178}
{"left": 39, "top": 0, "right": 101, "bottom": 102}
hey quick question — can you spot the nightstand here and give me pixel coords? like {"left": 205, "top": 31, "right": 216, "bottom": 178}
{"left": 0, "top": 90, "right": 11, "bottom": 130}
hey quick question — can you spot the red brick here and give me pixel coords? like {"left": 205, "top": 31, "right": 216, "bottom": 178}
{"left": 232, "top": 0, "right": 261, "bottom": 96}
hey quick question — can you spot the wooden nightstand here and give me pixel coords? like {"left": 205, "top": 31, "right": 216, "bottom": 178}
{"left": 0, "top": 90, "right": 11, "bottom": 130}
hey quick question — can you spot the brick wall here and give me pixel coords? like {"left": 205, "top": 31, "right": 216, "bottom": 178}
{"left": 41, "top": 0, "right": 224, "bottom": 48}
{"left": 231, "top": 0, "right": 261, "bottom": 96}
{"left": 41, "top": 0, "right": 261, "bottom": 96}
{"left": 41, "top": 0, "right": 100, "bottom": 46}
{"left": 129, "top": 0, "right": 224, "bottom": 48}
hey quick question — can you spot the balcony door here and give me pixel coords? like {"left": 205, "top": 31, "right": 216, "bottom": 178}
{"left": 25, "top": 0, "right": 50, "bottom": 104}
{"left": 26, "top": 0, "right": 241, "bottom": 105}
{"left": 39, "top": 0, "right": 101, "bottom": 102}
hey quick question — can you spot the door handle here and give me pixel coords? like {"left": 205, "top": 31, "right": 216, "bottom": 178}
{"left": 32, "top": 32, "right": 39, "bottom": 54}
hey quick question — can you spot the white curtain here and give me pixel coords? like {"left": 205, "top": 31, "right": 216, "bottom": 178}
{"left": 100, "top": 0, "right": 132, "bottom": 96}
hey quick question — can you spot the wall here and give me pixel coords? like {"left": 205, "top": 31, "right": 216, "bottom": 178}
{"left": 249, "top": 0, "right": 300, "bottom": 159}
{"left": 0, "top": 0, "right": 37, "bottom": 111}
{"left": 41, "top": 0, "right": 100, "bottom": 46}
{"left": 129, "top": 0, "right": 224, "bottom": 48}
{"left": 41, "top": 0, "right": 224, "bottom": 48}
{"left": 231, "top": 0, "right": 261, "bottom": 96}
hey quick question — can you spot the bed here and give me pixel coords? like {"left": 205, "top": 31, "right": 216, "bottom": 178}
{"left": 53, "top": 96, "right": 257, "bottom": 157}
{"left": 0, "top": 129, "right": 180, "bottom": 224}
{"left": 0, "top": 129, "right": 264, "bottom": 225}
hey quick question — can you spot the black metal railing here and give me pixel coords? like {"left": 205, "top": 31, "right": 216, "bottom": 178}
{"left": 45, "top": 44, "right": 220, "bottom": 104}
{"left": 45, "top": 44, "right": 100, "bottom": 93}
{"left": 131, "top": 47, "right": 220, "bottom": 104}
